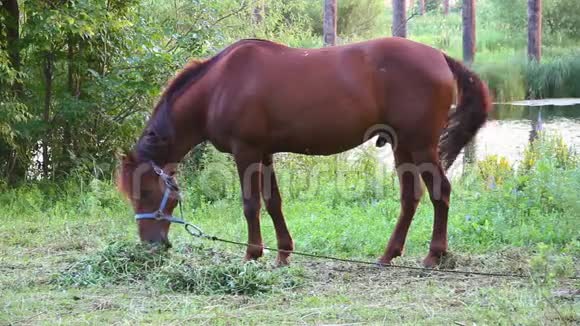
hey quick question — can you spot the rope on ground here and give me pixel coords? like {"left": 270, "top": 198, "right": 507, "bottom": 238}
{"left": 184, "top": 223, "right": 580, "bottom": 280}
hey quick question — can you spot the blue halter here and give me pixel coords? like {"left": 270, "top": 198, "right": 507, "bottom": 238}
{"left": 134, "top": 163, "right": 186, "bottom": 224}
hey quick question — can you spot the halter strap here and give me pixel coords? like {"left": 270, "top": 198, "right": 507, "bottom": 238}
{"left": 134, "top": 163, "right": 185, "bottom": 224}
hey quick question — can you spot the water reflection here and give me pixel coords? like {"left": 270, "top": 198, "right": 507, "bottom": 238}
{"left": 475, "top": 104, "right": 580, "bottom": 163}
{"left": 374, "top": 103, "right": 580, "bottom": 174}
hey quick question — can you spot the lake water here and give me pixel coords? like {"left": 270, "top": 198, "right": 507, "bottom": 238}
{"left": 374, "top": 103, "right": 580, "bottom": 173}
{"left": 473, "top": 104, "right": 580, "bottom": 162}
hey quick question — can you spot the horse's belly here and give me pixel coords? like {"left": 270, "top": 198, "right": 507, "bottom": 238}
{"left": 270, "top": 121, "right": 374, "bottom": 155}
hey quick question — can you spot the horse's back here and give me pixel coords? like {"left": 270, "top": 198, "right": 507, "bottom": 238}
{"left": 205, "top": 38, "right": 455, "bottom": 154}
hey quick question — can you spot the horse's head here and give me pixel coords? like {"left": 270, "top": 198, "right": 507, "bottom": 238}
{"left": 117, "top": 152, "right": 180, "bottom": 246}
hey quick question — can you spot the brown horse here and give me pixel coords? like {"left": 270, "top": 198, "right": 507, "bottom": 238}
{"left": 118, "top": 37, "right": 490, "bottom": 267}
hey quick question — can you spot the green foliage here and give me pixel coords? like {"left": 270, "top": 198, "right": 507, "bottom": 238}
{"left": 530, "top": 243, "right": 576, "bottom": 284}
{"left": 523, "top": 53, "right": 580, "bottom": 99}
{"left": 544, "top": 0, "right": 580, "bottom": 41}
{"left": 251, "top": 0, "right": 317, "bottom": 47}
{"left": 306, "top": 0, "right": 386, "bottom": 40}
{"left": 475, "top": 62, "right": 526, "bottom": 102}
{"left": 185, "top": 144, "right": 237, "bottom": 204}
{"left": 485, "top": 0, "right": 527, "bottom": 33}
{"left": 475, "top": 53, "right": 580, "bottom": 102}
{"left": 476, "top": 155, "right": 512, "bottom": 186}
{"left": 522, "top": 133, "right": 578, "bottom": 171}
{"left": 486, "top": 0, "right": 580, "bottom": 42}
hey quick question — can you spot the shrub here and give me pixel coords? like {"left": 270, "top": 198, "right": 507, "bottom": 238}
{"left": 477, "top": 155, "right": 512, "bottom": 187}
{"left": 522, "top": 133, "right": 578, "bottom": 171}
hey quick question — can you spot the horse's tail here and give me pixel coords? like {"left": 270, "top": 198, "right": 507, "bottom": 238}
{"left": 438, "top": 54, "right": 492, "bottom": 171}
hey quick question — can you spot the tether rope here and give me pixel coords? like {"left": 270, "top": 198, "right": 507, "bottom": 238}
{"left": 183, "top": 223, "right": 579, "bottom": 280}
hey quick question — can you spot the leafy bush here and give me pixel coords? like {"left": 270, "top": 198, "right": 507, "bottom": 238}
{"left": 477, "top": 155, "right": 512, "bottom": 186}
{"left": 522, "top": 133, "right": 578, "bottom": 171}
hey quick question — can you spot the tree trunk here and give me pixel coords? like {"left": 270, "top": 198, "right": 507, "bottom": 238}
{"left": 252, "top": 0, "right": 263, "bottom": 25}
{"left": 58, "top": 35, "right": 77, "bottom": 178}
{"left": 529, "top": 108, "right": 542, "bottom": 143}
{"left": 1, "top": 0, "right": 22, "bottom": 93}
{"left": 443, "top": 0, "right": 450, "bottom": 15}
{"left": 42, "top": 52, "right": 54, "bottom": 179}
{"left": 527, "top": 0, "right": 542, "bottom": 63}
{"left": 392, "top": 0, "right": 407, "bottom": 38}
{"left": 462, "top": 0, "right": 477, "bottom": 166}
{"left": 418, "top": 0, "right": 425, "bottom": 15}
{"left": 462, "top": 0, "right": 476, "bottom": 65}
{"left": 323, "top": 0, "right": 337, "bottom": 46}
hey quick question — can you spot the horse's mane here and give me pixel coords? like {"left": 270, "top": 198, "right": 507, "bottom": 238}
{"left": 134, "top": 51, "right": 220, "bottom": 163}
{"left": 133, "top": 38, "right": 278, "bottom": 165}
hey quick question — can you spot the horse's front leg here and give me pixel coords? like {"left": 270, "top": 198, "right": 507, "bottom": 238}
{"left": 262, "top": 154, "right": 294, "bottom": 265}
{"left": 234, "top": 149, "right": 264, "bottom": 260}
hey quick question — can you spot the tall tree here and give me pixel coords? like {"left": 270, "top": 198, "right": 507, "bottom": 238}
{"left": 253, "top": 0, "right": 263, "bottom": 25}
{"left": 1, "top": 0, "right": 21, "bottom": 93}
{"left": 323, "top": 0, "right": 337, "bottom": 46}
{"left": 0, "top": 0, "right": 28, "bottom": 185}
{"left": 461, "top": 0, "right": 477, "bottom": 167}
{"left": 462, "top": 0, "right": 476, "bottom": 65}
{"left": 527, "top": 0, "right": 542, "bottom": 62}
{"left": 392, "top": 0, "right": 406, "bottom": 37}
{"left": 418, "top": 0, "right": 425, "bottom": 15}
{"left": 42, "top": 52, "right": 54, "bottom": 178}
{"left": 443, "top": 0, "right": 450, "bottom": 15}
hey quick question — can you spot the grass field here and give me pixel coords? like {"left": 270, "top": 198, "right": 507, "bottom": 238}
{"left": 1, "top": 134, "right": 579, "bottom": 324}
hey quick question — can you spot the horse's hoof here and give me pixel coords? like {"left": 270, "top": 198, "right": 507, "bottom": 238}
{"left": 244, "top": 246, "right": 264, "bottom": 261}
{"left": 422, "top": 252, "right": 444, "bottom": 268}
{"left": 376, "top": 257, "right": 393, "bottom": 267}
{"left": 275, "top": 254, "right": 291, "bottom": 267}
{"left": 244, "top": 254, "right": 262, "bottom": 262}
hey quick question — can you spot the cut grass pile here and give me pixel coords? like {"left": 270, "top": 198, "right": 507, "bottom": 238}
{"left": 53, "top": 241, "right": 304, "bottom": 295}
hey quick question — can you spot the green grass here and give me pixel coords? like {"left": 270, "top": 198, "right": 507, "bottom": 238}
{"left": 1, "top": 133, "right": 579, "bottom": 324}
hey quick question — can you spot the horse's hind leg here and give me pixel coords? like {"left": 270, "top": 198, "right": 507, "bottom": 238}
{"left": 412, "top": 148, "right": 451, "bottom": 267}
{"left": 378, "top": 148, "right": 423, "bottom": 265}
{"left": 234, "top": 148, "right": 264, "bottom": 260}
{"left": 261, "top": 154, "right": 294, "bottom": 265}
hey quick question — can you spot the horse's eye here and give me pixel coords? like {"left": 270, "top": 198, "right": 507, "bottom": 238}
{"left": 141, "top": 190, "right": 152, "bottom": 199}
